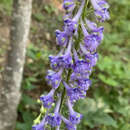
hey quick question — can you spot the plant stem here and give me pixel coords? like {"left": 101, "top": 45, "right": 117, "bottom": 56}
{"left": 59, "top": 69, "right": 72, "bottom": 112}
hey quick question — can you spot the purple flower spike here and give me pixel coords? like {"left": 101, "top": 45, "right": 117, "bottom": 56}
{"left": 63, "top": 0, "right": 76, "bottom": 12}
{"left": 63, "top": 81, "right": 86, "bottom": 102}
{"left": 55, "top": 30, "right": 69, "bottom": 46}
{"left": 40, "top": 89, "right": 55, "bottom": 108}
{"left": 33, "top": 0, "right": 110, "bottom": 129}
{"left": 61, "top": 116, "right": 77, "bottom": 130}
{"left": 32, "top": 117, "right": 46, "bottom": 130}
{"left": 67, "top": 99, "right": 82, "bottom": 124}
{"left": 46, "top": 69, "right": 63, "bottom": 89}
{"left": 46, "top": 94, "right": 62, "bottom": 127}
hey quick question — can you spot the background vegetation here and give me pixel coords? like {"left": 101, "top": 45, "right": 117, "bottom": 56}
{"left": 0, "top": 0, "right": 130, "bottom": 129}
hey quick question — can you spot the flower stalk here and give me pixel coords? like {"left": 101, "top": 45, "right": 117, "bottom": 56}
{"left": 32, "top": 0, "right": 110, "bottom": 129}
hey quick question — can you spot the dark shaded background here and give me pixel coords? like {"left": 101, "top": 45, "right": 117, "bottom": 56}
{"left": 0, "top": 0, "right": 130, "bottom": 129}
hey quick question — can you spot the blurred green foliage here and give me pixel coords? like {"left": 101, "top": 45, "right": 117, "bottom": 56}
{"left": 0, "top": 0, "right": 130, "bottom": 130}
{"left": 0, "top": 0, "right": 12, "bottom": 15}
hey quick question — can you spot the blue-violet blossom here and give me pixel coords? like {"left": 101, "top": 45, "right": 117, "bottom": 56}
{"left": 32, "top": 0, "right": 110, "bottom": 129}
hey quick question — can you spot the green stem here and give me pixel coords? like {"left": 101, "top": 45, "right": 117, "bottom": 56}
{"left": 59, "top": 87, "right": 66, "bottom": 111}
{"left": 59, "top": 69, "right": 72, "bottom": 112}
{"left": 51, "top": 127, "right": 55, "bottom": 130}
{"left": 82, "top": 0, "right": 89, "bottom": 20}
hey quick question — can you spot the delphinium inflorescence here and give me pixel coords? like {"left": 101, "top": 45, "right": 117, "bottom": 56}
{"left": 32, "top": 0, "right": 110, "bottom": 129}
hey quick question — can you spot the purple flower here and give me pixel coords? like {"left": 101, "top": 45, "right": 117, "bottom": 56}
{"left": 70, "top": 49, "right": 91, "bottom": 80}
{"left": 49, "top": 55, "right": 61, "bottom": 70}
{"left": 55, "top": 30, "right": 69, "bottom": 46}
{"left": 46, "top": 94, "right": 62, "bottom": 127}
{"left": 73, "top": 59, "right": 91, "bottom": 74}
{"left": 32, "top": 117, "right": 46, "bottom": 130}
{"left": 46, "top": 69, "right": 63, "bottom": 89}
{"left": 46, "top": 113, "right": 61, "bottom": 127}
{"left": 59, "top": 38, "right": 73, "bottom": 68}
{"left": 85, "top": 19, "right": 97, "bottom": 31}
{"left": 93, "top": 26, "right": 104, "bottom": 40}
{"left": 49, "top": 53, "right": 73, "bottom": 70}
{"left": 40, "top": 89, "right": 55, "bottom": 108}
{"left": 33, "top": 0, "right": 110, "bottom": 129}
{"left": 63, "top": 13, "right": 73, "bottom": 21}
{"left": 95, "top": 8, "right": 110, "bottom": 22}
{"left": 49, "top": 49, "right": 64, "bottom": 70}
{"left": 69, "top": 112, "right": 82, "bottom": 125}
{"left": 49, "top": 39, "right": 73, "bottom": 70}
{"left": 85, "top": 19, "right": 104, "bottom": 39}
{"left": 67, "top": 99, "right": 82, "bottom": 124}
{"left": 76, "top": 79, "right": 91, "bottom": 91}
{"left": 64, "top": 0, "right": 85, "bottom": 36}
{"left": 61, "top": 116, "right": 77, "bottom": 130}
{"left": 97, "top": 0, "right": 110, "bottom": 9}
{"left": 70, "top": 59, "right": 91, "bottom": 80}
{"left": 63, "top": 81, "right": 86, "bottom": 102}
{"left": 81, "top": 20, "right": 102, "bottom": 52}
{"left": 80, "top": 43, "right": 90, "bottom": 56}
{"left": 63, "top": 0, "right": 76, "bottom": 12}
{"left": 85, "top": 52, "right": 98, "bottom": 67}
{"left": 64, "top": 18, "right": 78, "bottom": 36}
{"left": 84, "top": 33, "right": 101, "bottom": 52}
{"left": 90, "top": 0, "right": 110, "bottom": 22}
{"left": 70, "top": 72, "right": 91, "bottom": 81}
{"left": 80, "top": 44, "right": 99, "bottom": 67}
{"left": 59, "top": 53, "right": 73, "bottom": 68}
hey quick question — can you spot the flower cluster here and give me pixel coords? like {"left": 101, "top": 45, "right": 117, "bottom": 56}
{"left": 32, "top": 0, "right": 110, "bottom": 129}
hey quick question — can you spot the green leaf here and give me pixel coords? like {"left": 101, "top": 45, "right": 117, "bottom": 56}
{"left": 22, "top": 111, "right": 34, "bottom": 122}
{"left": 22, "top": 94, "right": 36, "bottom": 105}
{"left": 98, "top": 74, "right": 119, "bottom": 87}
{"left": 16, "top": 122, "right": 28, "bottom": 130}
{"left": 93, "top": 113, "right": 117, "bottom": 127}
{"left": 33, "top": 13, "right": 45, "bottom": 22}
